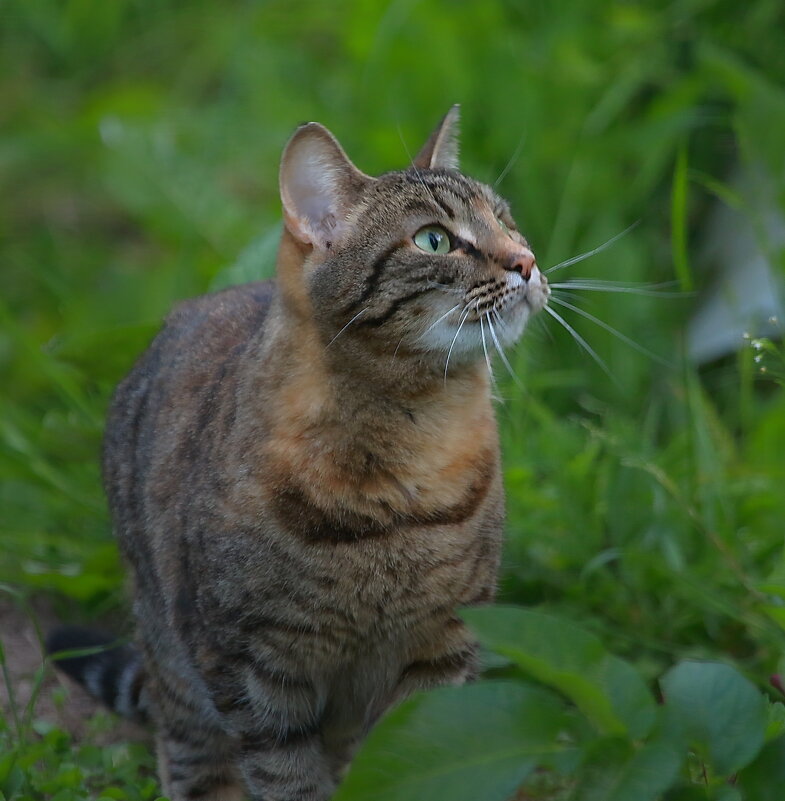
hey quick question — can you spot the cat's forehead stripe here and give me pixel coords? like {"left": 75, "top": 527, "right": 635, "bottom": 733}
{"left": 401, "top": 169, "right": 478, "bottom": 200}
{"left": 399, "top": 169, "right": 503, "bottom": 219}
{"left": 399, "top": 198, "right": 450, "bottom": 218}
{"left": 430, "top": 194, "right": 456, "bottom": 219}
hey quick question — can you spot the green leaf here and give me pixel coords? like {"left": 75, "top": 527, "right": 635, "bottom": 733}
{"left": 570, "top": 736, "right": 683, "bottom": 801}
{"left": 462, "top": 606, "right": 656, "bottom": 738}
{"left": 667, "top": 786, "right": 742, "bottom": 801}
{"left": 713, "top": 788, "right": 742, "bottom": 801}
{"left": 98, "top": 788, "right": 128, "bottom": 800}
{"left": 737, "top": 734, "right": 785, "bottom": 801}
{"left": 661, "top": 661, "right": 768, "bottom": 776}
{"left": 0, "top": 754, "right": 14, "bottom": 786}
{"left": 334, "top": 680, "right": 568, "bottom": 801}
{"left": 1, "top": 764, "right": 24, "bottom": 797}
{"left": 765, "top": 699, "right": 785, "bottom": 741}
{"left": 662, "top": 787, "right": 709, "bottom": 800}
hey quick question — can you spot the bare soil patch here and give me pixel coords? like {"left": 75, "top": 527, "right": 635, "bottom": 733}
{"left": 0, "top": 597, "right": 145, "bottom": 744}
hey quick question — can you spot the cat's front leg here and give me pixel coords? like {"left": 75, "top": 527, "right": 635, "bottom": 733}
{"left": 139, "top": 653, "right": 247, "bottom": 801}
{"left": 201, "top": 657, "right": 335, "bottom": 801}
{"left": 393, "top": 619, "right": 480, "bottom": 702}
{"left": 156, "top": 733, "right": 245, "bottom": 801}
{"left": 231, "top": 691, "right": 337, "bottom": 801}
{"left": 237, "top": 730, "right": 337, "bottom": 801}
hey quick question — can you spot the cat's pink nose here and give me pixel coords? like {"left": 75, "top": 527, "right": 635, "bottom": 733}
{"left": 507, "top": 249, "right": 536, "bottom": 280}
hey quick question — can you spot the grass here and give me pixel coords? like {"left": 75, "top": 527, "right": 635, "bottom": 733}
{"left": 1, "top": 705, "right": 160, "bottom": 801}
{"left": 1, "top": 0, "right": 785, "bottom": 797}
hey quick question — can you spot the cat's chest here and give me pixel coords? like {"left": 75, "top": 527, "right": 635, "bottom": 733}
{"left": 254, "top": 521, "right": 495, "bottom": 647}
{"left": 246, "top": 378, "right": 500, "bottom": 538}
{"left": 207, "top": 454, "right": 502, "bottom": 641}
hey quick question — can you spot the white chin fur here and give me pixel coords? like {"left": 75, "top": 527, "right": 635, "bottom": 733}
{"left": 415, "top": 299, "right": 530, "bottom": 358}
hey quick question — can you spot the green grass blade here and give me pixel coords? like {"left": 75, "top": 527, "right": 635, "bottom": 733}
{"left": 670, "top": 142, "right": 693, "bottom": 292}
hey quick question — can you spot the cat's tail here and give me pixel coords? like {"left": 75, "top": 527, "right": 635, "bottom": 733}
{"left": 46, "top": 625, "right": 148, "bottom": 723}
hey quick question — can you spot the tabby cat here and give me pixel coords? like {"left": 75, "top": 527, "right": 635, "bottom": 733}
{"left": 48, "top": 106, "right": 549, "bottom": 801}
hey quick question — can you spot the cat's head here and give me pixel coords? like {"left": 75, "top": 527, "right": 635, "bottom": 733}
{"left": 277, "top": 106, "right": 549, "bottom": 373}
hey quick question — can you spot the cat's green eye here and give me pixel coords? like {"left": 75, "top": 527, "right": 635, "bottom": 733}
{"left": 414, "top": 226, "right": 451, "bottom": 254}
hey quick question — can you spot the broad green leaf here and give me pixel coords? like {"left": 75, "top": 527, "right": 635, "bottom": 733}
{"left": 570, "top": 736, "right": 683, "bottom": 801}
{"left": 463, "top": 606, "right": 656, "bottom": 738}
{"left": 661, "top": 661, "right": 768, "bottom": 776}
{"left": 333, "top": 680, "right": 568, "bottom": 801}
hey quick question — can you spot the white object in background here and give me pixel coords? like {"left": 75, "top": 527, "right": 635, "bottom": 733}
{"left": 688, "top": 165, "right": 784, "bottom": 364}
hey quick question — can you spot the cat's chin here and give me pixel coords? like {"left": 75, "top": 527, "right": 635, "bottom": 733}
{"left": 494, "top": 301, "right": 531, "bottom": 346}
{"left": 413, "top": 297, "right": 532, "bottom": 363}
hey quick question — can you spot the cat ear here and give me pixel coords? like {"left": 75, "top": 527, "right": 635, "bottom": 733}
{"left": 413, "top": 105, "right": 461, "bottom": 171}
{"left": 279, "top": 123, "right": 371, "bottom": 249}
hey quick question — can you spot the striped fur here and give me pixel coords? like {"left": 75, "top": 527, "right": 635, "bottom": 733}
{"left": 55, "top": 109, "right": 548, "bottom": 800}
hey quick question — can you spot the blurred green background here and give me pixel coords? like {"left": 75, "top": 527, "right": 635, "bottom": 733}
{"left": 2, "top": 0, "right": 785, "bottom": 689}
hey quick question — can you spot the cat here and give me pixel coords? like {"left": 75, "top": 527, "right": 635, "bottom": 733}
{"left": 47, "top": 106, "right": 549, "bottom": 801}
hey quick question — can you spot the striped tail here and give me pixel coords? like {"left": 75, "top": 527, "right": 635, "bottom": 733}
{"left": 46, "top": 625, "right": 147, "bottom": 723}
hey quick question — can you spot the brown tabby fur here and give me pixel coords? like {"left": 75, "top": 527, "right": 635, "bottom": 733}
{"left": 98, "top": 107, "right": 548, "bottom": 800}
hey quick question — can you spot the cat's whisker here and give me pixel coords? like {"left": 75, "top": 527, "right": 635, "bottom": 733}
{"left": 556, "top": 278, "right": 678, "bottom": 288}
{"left": 487, "top": 312, "right": 524, "bottom": 390}
{"left": 426, "top": 280, "right": 464, "bottom": 296}
{"left": 544, "top": 305, "right": 619, "bottom": 386}
{"left": 544, "top": 221, "right": 640, "bottom": 275}
{"left": 327, "top": 307, "right": 370, "bottom": 347}
{"left": 550, "top": 280, "right": 688, "bottom": 298}
{"left": 491, "top": 308, "right": 509, "bottom": 332}
{"left": 444, "top": 301, "right": 477, "bottom": 384}
{"left": 479, "top": 313, "right": 497, "bottom": 390}
{"left": 392, "top": 336, "right": 406, "bottom": 362}
{"left": 412, "top": 166, "right": 441, "bottom": 212}
{"left": 417, "top": 303, "right": 463, "bottom": 342}
{"left": 398, "top": 301, "right": 461, "bottom": 360}
{"left": 492, "top": 131, "right": 527, "bottom": 189}
{"left": 548, "top": 295, "right": 673, "bottom": 367}
{"left": 534, "top": 307, "right": 556, "bottom": 344}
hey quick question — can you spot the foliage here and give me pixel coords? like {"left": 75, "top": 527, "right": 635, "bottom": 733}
{"left": 333, "top": 607, "right": 785, "bottom": 801}
{"left": 2, "top": 0, "right": 785, "bottom": 798}
{"left": 0, "top": 722, "right": 160, "bottom": 801}
{"left": 1, "top": 628, "right": 160, "bottom": 801}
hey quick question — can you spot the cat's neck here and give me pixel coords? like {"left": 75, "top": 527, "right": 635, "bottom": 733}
{"left": 251, "top": 316, "right": 496, "bottom": 524}
{"left": 244, "top": 235, "right": 498, "bottom": 521}
{"left": 260, "top": 294, "right": 492, "bottom": 433}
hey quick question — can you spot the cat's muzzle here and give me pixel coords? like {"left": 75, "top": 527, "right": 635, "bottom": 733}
{"left": 465, "top": 266, "right": 549, "bottom": 321}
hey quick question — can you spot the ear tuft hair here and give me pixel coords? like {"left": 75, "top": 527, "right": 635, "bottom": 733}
{"left": 413, "top": 105, "right": 461, "bottom": 171}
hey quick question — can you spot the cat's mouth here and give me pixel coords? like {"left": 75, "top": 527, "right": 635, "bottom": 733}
{"left": 463, "top": 267, "right": 549, "bottom": 322}
{"left": 416, "top": 266, "right": 549, "bottom": 358}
